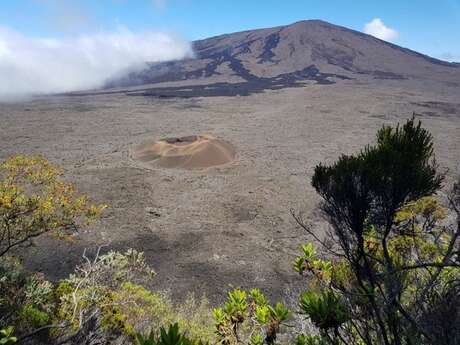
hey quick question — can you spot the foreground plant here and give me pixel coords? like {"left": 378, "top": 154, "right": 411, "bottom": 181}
{"left": 293, "top": 118, "right": 460, "bottom": 344}
{"left": 213, "top": 288, "right": 289, "bottom": 345}
{"left": 2, "top": 119, "right": 459, "bottom": 345}
{"left": 0, "top": 155, "right": 106, "bottom": 341}
{"left": 135, "top": 323, "right": 203, "bottom": 345}
{"left": 0, "top": 327, "right": 17, "bottom": 344}
{"left": 52, "top": 247, "right": 215, "bottom": 344}
{"left": 0, "top": 155, "right": 106, "bottom": 258}
{"left": 0, "top": 155, "right": 215, "bottom": 344}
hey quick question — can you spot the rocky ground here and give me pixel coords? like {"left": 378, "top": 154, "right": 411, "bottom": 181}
{"left": 1, "top": 78, "right": 459, "bottom": 303}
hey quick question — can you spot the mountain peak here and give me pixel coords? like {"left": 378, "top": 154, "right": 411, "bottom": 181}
{"left": 105, "top": 20, "right": 459, "bottom": 96}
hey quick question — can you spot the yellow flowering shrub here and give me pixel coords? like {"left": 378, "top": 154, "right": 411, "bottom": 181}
{"left": 0, "top": 155, "right": 106, "bottom": 257}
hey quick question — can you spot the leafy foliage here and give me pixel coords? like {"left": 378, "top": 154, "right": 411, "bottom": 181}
{"left": 0, "top": 155, "right": 106, "bottom": 257}
{"left": 214, "top": 288, "right": 289, "bottom": 345}
{"left": 299, "top": 290, "right": 348, "bottom": 330}
{"left": 0, "top": 257, "right": 55, "bottom": 335}
{"left": 293, "top": 334, "right": 327, "bottom": 345}
{"left": 295, "top": 118, "right": 460, "bottom": 345}
{"left": 55, "top": 248, "right": 215, "bottom": 343}
{"left": 135, "top": 323, "right": 203, "bottom": 345}
{"left": 0, "top": 327, "right": 17, "bottom": 344}
{"left": 57, "top": 248, "right": 157, "bottom": 331}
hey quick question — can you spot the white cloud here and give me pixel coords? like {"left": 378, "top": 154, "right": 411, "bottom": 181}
{"left": 0, "top": 27, "right": 192, "bottom": 100}
{"left": 364, "top": 18, "right": 399, "bottom": 42}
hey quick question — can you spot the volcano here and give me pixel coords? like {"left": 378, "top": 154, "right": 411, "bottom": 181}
{"left": 134, "top": 135, "right": 236, "bottom": 169}
{"left": 104, "top": 20, "right": 459, "bottom": 97}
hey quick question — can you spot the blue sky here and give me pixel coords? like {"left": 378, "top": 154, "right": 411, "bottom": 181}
{"left": 0, "top": 0, "right": 459, "bottom": 61}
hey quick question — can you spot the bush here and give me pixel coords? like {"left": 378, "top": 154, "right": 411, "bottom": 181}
{"left": 0, "top": 258, "right": 54, "bottom": 334}
{"left": 135, "top": 323, "right": 202, "bottom": 345}
{"left": 0, "top": 155, "right": 105, "bottom": 337}
{"left": 16, "top": 305, "right": 50, "bottom": 329}
{"left": 213, "top": 288, "right": 290, "bottom": 345}
{"left": 299, "top": 290, "right": 348, "bottom": 331}
{"left": 0, "top": 155, "right": 106, "bottom": 258}
{"left": 293, "top": 118, "right": 459, "bottom": 344}
{"left": 102, "top": 282, "right": 175, "bottom": 336}
{"left": 102, "top": 283, "right": 215, "bottom": 343}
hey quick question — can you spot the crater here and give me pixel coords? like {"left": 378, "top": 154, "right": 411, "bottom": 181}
{"left": 134, "top": 135, "right": 236, "bottom": 169}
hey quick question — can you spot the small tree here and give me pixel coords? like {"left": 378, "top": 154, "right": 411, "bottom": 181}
{"left": 293, "top": 118, "right": 459, "bottom": 344}
{"left": 0, "top": 155, "right": 105, "bottom": 258}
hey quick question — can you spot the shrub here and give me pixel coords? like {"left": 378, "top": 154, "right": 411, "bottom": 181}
{"left": 293, "top": 118, "right": 459, "bottom": 344}
{"left": 0, "top": 258, "right": 54, "bottom": 333}
{"left": 103, "top": 284, "right": 215, "bottom": 343}
{"left": 16, "top": 305, "right": 50, "bottom": 329}
{"left": 54, "top": 248, "right": 215, "bottom": 343}
{"left": 0, "top": 155, "right": 106, "bottom": 258}
{"left": 214, "top": 288, "right": 290, "bottom": 345}
{"left": 299, "top": 290, "right": 348, "bottom": 331}
{"left": 0, "top": 256, "right": 27, "bottom": 317}
{"left": 135, "top": 323, "right": 201, "bottom": 345}
{"left": 102, "top": 282, "right": 175, "bottom": 336}
{"left": 56, "top": 249, "right": 156, "bottom": 331}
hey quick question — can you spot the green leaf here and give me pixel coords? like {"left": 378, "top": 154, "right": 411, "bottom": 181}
{"left": 268, "top": 302, "right": 290, "bottom": 322}
{"left": 249, "top": 288, "right": 268, "bottom": 306}
{"left": 301, "top": 243, "right": 316, "bottom": 259}
{"left": 0, "top": 327, "right": 17, "bottom": 344}
{"left": 250, "top": 333, "right": 263, "bottom": 345}
{"left": 300, "top": 290, "right": 349, "bottom": 330}
{"left": 293, "top": 256, "right": 305, "bottom": 274}
{"left": 255, "top": 305, "right": 270, "bottom": 324}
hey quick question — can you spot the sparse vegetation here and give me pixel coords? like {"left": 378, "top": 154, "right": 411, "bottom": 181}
{"left": 292, "top": 118, "right": 460, "bottom": 344}
{"left": 0, "top": 155, "right": 106, "bottom": 258}
{"left": 0, "top": 118, "right": 458, "bottom": 344}
{"left": 213, "top": 288, "right": 289, "bottom": 345}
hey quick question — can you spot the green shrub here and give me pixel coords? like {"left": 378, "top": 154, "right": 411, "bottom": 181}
{"left": 293, "top": 118, "right": 460, "bottom": 344}
{"left": 174, "top": 294, "right": 215, "bottom": 343}
{"left": 214, "top": 288, "right": 290, "bottom": 345}
{"left": 102, "top": 282, "right": 175, "bottom": 336}
{"left": 17, "top": 305, "right": 50, "bottom": 329}
{"left": 23, "top": 276, "right": 54, "bottom": 312}
{"left": 102, "top": 283, "right": 215, "bottom": 343}
{"left": 0, "top": 258, "right": 55, "bottom": 333}
{"left": 0, "top": 257, "right": 27, "bottom": 313}
{"left": 0, "top": 155, "right": 106, "bottom": 259}
{"left": 299, "top": 290, "right": 349, "bottom": 331}
{"left": 135, "top": 323, "right": 202, "bottom": 345}
{"left": 293, "top": 334, "right": 327, "bottom": 345}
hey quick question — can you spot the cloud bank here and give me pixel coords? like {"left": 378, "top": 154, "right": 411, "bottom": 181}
{"left": 0, "top": 27, "right": 193, "bottom": 100}
{"left": 364, "top": 18, "right": 399, "bottom": 42}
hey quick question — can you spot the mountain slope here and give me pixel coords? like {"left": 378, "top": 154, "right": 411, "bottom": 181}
{"left": 105, "top": 20, "right": 459, "bottom": 94}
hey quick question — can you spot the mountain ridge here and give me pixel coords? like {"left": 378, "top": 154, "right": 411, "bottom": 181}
{"left": 104, "top": 20, "right": 460, "bottom": 96}
{"left": 193, "top": 19, "right": 455, "bottom": 68}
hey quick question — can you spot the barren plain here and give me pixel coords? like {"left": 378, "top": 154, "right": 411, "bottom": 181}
{"left": 1, "top": 78, "right": 459, "bottom": 303}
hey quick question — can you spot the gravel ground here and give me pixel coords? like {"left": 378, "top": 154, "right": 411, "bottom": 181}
{"left": 1, "top": 78, "right": 459, "bottom": 303}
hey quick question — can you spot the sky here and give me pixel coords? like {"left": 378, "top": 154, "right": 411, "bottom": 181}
{"left": 0, "top": 0, "right": 459, "bottom": 99}
{"left": 1, "top": 0, "right": 459, "bottom": 60}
